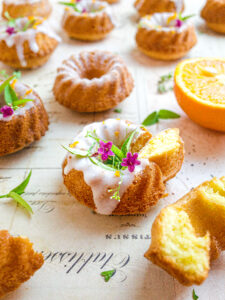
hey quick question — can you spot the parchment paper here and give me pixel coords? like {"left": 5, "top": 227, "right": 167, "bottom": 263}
{"left": 0, "top": 0, "right": 225, "bottom": 299}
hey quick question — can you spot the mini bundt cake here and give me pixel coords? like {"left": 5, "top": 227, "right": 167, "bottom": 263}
{"left": 62, "top": 119, "right": 184, "bottom": 215}
{"left": 136, "top": 13, "right": 197, "bottom": 60}
{"left": 0, "top": 230, "right": 44, "bottom": 298}
{"left": 0, "top": 15, "right": 61, "bottom": 69}
{"left": 134, "top": 0, "right": 184, "bottom": 17}
{"left": 145, "top": 176, "right": 225, "bottom": 286}
{"left": 0, "top": 74, "right": 49, "bottom": 156}
{"left": 2, "top": 0, "right": 52, "bottom": 19}
{"left": 53, "top": 51, "right": 134, "bottom": 112}
{"left": 61, "top": 0, "right": 114, "bottom": 41}
{"left": 201, "top": 0, "right": 225, "bottom": 34}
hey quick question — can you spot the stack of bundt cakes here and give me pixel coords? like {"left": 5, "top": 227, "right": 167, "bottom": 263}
{"left": 62, "top": 119, "right": 184, "bottom": 215}
{"left": 53, "top": 51, "right": 134, "bottom": 112}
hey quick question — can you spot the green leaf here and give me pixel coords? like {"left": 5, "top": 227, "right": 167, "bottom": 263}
{"left": 110, "top": 145, "right": 124, "bottom": 161}
{"left": 13, "top": 71, "right": 21, "bottom": 79}
{"left": 114, "top": 108, "right": 122, "bottom": 113}
{"left": 157, "top": 72, "right": 173, "bottom": 94}
{"left": 11, "top": 170, "right": 32, "bottom": 195}
{"left": 158, "top": 109, "right": 180, "bottom": 119}
{"left": 62, "top": 145, "right": 90, "bottom": 157}
{"left": 9, "top": 191, "right": 33, "bottom": 214}
{"left": 121, "top": 129, "right": 137, "bottom": 155}
{"left": 89, "top": 157, "right": 117, "bottom": 172}
{"left": 101, "top": 269, "right": 116, "bottom": 282}
{"left": 0, "top": 75, "right": 16, "bottom": 93}
{"left": 4, "top": 84, "right": 18, "bottom": 106}
{"left": 13, "top": 99, "right": 34, "bottom": 106}
{"left": 58, "top": 1, "right": 81, "bottom": 12}
{"left": 180, "top": 14, "right": 195, "bottom": 21}
{"left": 142, "top": 111, "right": 159, "bottom": 126}
{"left": 192, "top": 289, "right": 199, "bottom": 300}
{"left": 0, "top": 70, "right": 8, "bottom": 79}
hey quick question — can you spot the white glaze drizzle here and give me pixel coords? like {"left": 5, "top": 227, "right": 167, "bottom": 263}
{"left": 57, "top": 51, "right": 126, "bottom": 90}
{"left": 63, "top": 119, "right": 150, "bottom": 215}
{"left": 0, "top": 17, "right": 61, "bottom": 66}
{"left": 0, "top": 81, "right": 40, "bottom": 121}
{"left": 62, "top": 0, "right": 115, "bottom": 26}
{"left": 138, "top": 12, "right": 190, "bottom": 33}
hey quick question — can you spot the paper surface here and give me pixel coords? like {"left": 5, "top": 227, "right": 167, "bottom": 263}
{"left": 0, "top": 0, "right": 225, "bottom": 299}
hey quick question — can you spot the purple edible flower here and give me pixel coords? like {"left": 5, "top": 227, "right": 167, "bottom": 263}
{"left": 121, "top": 152, "right": 141, "bottom": 173}
{"left": 98, "top": 141, "right": 114, "bottom": 161}
{"left": 82, "top": 8, "right": 87, "bottom": 13}
{"left": 0, "top": 105, "right": 14, "bottom": 118}
{"left": 6, "top": 26, "right": 16, "bottom": 35}
{"left": 175, "top": 19, "right": 183, "bottom": 28}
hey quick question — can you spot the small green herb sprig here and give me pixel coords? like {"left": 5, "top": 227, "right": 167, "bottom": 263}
{"left": 0, "top": 171, "right": 33, "bottom": 214}
{"left": 4, "top": 12, "right": 39, "bottom": 33}
{"left": 178, "top": 13, "right": 195, "bottom": 22}
{"left": 101, "top": 269, "right": 116, "bottom": 282}
{"left": 0, "top": 71, "right": 34, "bottom": 112}
{"left": 192, "top": 289, "right": 199, "bottom": 300}
{"left": 114, "top": 108, "right": 122, "bottom": 113}
{"left": 142, "top": 109, "right": 180, "bottom": 126}
{"left": 59, "top": 1, "right": 82, "bottom": 13}
{"left": 157, "top": 72, "right": 173, "bottom": 94}
{"left": 63, "top": 128, "right": 140, "bottom": 201}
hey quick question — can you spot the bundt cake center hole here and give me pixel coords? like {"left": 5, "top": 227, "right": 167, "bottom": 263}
{"left": 83, "top": 68, "right": 107, "bottom": 80}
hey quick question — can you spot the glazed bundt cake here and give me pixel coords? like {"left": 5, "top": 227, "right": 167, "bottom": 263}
{"left": 134, "top": 0, "right": 184, "bottom": 17}
{"left": 0, "top": 16, "right": 60, "bottom": 69}
{"left": 62, "top": 119, "right": 184, "bottom": 215}
{"left": 2, "top": 0, "right": 52, "bottom": 19}
{"left": 201, "top": 0, "right": 225, "bottom": 34}
{"left": 136, "top": 13, "right": 197, "bottom": 60}
{"left": 0, "top": 230, "right": 44, "bottom": 298}
{"left": 145, "top": 176, "right": 225, "bottom": 285}
{"left": 61, "top": 0, "right": 114, "bottom": 41}
{"left": 53, "top": 51, "right": 134, "bottom": 112}
{"left": 0, "top": 76, "right": 49, "bottom": 156}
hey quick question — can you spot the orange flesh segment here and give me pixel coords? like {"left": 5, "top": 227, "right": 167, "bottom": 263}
{"left": 180, "top": 59, "right": 225, "bottom": 105}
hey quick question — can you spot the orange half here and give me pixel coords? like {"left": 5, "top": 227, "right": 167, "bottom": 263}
{"left": 174, "top": 57, "right": 225, "bottom": 132}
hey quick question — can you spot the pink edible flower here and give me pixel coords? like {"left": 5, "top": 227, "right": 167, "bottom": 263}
{"left": 98, "top": 141, "right": 114, "bottom": 161}
{"left": 6, "top": 26, "right": 16, "bottom": 35}
{"left": 82, "top": 8, "right": 87, "bottom": 13}
{"left": 0, "top": 105, "right": 14, "bottom": 117}
{"left": 175, "top": 19, "right": 183, "bottom": 28}
{"left": 121, "top": 152, "right": 141, "bottom": 173}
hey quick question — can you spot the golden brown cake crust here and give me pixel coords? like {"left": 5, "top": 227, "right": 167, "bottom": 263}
{"left": 63, "top": 159, "right": 165, "bottom": 215}
{"left": 136, "top": 26, "right": 197, "bottom": 60}
{"left": 53, "top": 51, "right": 134, "bottom": 112}
{"left": 62, "top": 7, "right": 114, "bottom": 41}
{"left": 201, "top": 0, "right": 225, "bottom": 24}
{"left": 0, "top": 86, "right": 49, "bottom": 157}
{"left": 0, "top": 33, "right": 59, "bottom": 69}
{"left": 145, "top": 177, "right": 225, "bottom": 286}
{"left": 0, "top": 230, "right": 44, "bottom": 298}
{"left": 2, "top": 0, "right": 52, "bottom": 19}
{"left": 134, "top": 0, "right": 184, "bottom": 16}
